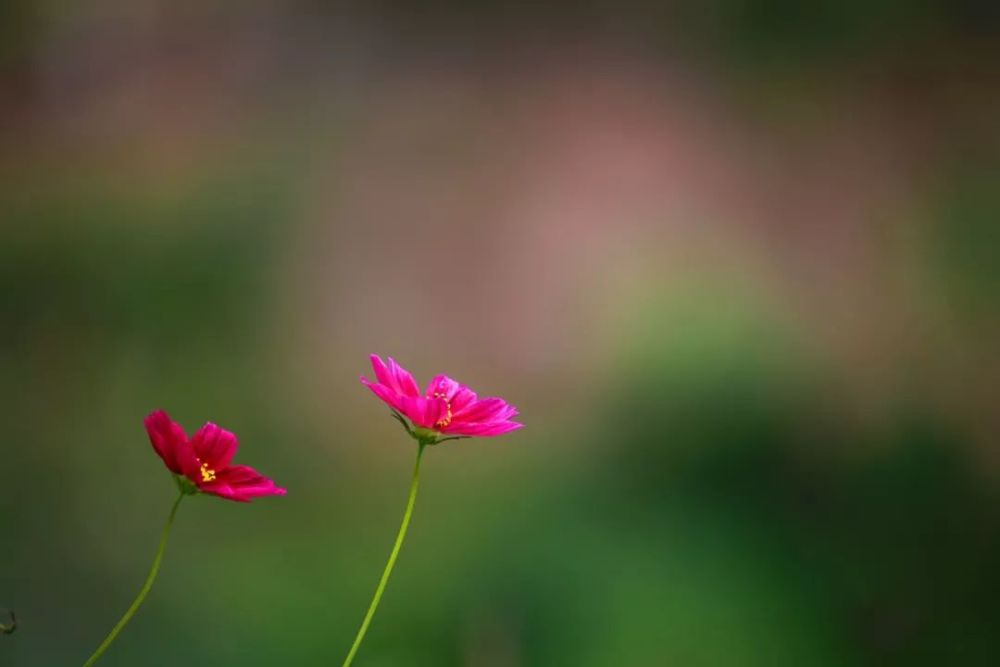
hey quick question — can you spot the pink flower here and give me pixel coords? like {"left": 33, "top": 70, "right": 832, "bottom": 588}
{"left": 144, "top": 410, "right": 287, "bottom": 502}
{"left": 360, "top": 354, "right": 523, "bottom": 441}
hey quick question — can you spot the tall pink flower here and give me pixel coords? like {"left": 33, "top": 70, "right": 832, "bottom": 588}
{"left": 361, "top": 354, "right": 522, "bottom": 442}
{"left": 144, "top": 410, "right": 286, "bottom": 502}
{"left": 342, "top": 356, "right": 522, "bottom": 666}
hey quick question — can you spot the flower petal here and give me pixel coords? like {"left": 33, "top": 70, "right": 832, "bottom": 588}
{"left": 425, "top": 374, "right": 461, "bottom": 399}
{"left": 398, "top": 395, "right": 447, "bottom": 429}
{"left": 144, "top": 410, "right": 192, "bottom": 475}
{"left": 206, "top": 465, "right": 286, "bottom": 502}
{"left": 444, "top": 420, "right": 524, "bottom": 437}
{"left": 387, "top": 357, "right": 421, "bottom": 397}
{"left": 370, "top": 354, "right": 394, "bottom": 386}
{"left": 369, "top": 354, "right": 420, "bottom": 397}
{"left": 452, "top": 397, "right": 518, "bottom": 424}
{"left": 362, "top": 377, "right": 407, "bottom": 413}
{"left": 191, "top": 422, "right": 239, "bottom": 470}
{"left": 449, "top": 385, "right": 478, "bottom": 413}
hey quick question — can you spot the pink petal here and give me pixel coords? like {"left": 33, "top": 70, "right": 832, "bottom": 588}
{"left": 398, "top": 395, "right": 447, "bottom": 429}
{"left": 425, "top": 374, "right": 461, "bottom": 399}
{"left": 449, "top": 385, "right": 478, "bottom": 413}
{"left": 362, "top": 377, "right": 407, "bottom": 412}
{"left": 234, "top": 481, "right": 287, "bottom": 500}
{"left": 446, "top": 420, "right": 524, "bottom": 437}
{"left": 198, "top": 482, "right": 258, "bottom": 503}
{"left": 144, "top": 410, "right": 190, "bottom": 475}
{"left": 452, "top": 397, "right": 518, "bottom": 424}
{"left": 191, "top": 422, "right": 239, "bottom": 470}
{"left": 387, "top": 357, "right": 421, "bottom": 397}
{"left": 205, "top": 465, "right": 286, "bottom": 502}
{"left": 215, "top": 464, "right": 266, "bottom": 483}
{"left": 424, "top": 375, "right": 484, "bottom": 425}
{"left": 370, "top": 354, "right": 394, "bottom": 387}
{"left": 369, "top": 354, "right": 420, "bottom": 397}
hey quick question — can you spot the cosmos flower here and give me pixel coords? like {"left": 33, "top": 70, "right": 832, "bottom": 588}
{"left": 360, "top": 354, "right": 522, "bottom": 442}
{"left": 342, "top": 355, "right": 522, "bottom": 666}
{"left": 144, "top": 410, "right": 286, "bottom": 502}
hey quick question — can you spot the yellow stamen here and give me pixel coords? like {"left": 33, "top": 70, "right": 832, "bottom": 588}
{"left": 200, "top": 463, "right": 216, "bottom": 482}
{"left": 432, "top": 391, "right": 453, "bottom": 428}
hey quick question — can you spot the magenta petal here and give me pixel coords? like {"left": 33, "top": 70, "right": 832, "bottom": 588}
{"left": 191, "top": 422, "right": 239, "bottom": 470}
{"left": 198, "top": 480, "right": 247, "bottom": 502}
{"left": 386, "top": 357, "right": 421, "bottom": 397}
{"left": 213, "top": 465, "right": 286, "bottom": 501}
{"left": 370, "top": 354, "right": 420, "bottom": 397}
{"left": 425, "top": 374, "right": 462, "bottom": 399}
{"left": 398, "top": 395, "right": 446, "bottom": 428}
{"left": 144, "top": 410, "right": 190, "bottom": 474}
{"left": 425, "top": 396, "right": 448, "bottom": 427}
{"left": 370, "top": 354, "right": 395, "bottom": 389}
{"left": 216, "top": 464, "right": 266, "bottom": 483}
{"left": 362, "top": 377, "right": 407, "bottom": 413}
{"left": 452, "top": 397, "right": 517, "bottom": 424}
{"left": 234, "top": 481, "right": 287, "bottom": 500}
{"left": 447, "top": 420, "right": 524, "bottom": 437}
{"left": 449, "top": 385, "right": 478, "bottom": 413}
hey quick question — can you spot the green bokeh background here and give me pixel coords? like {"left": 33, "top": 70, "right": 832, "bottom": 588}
{"left": 2, "top": 2, "right": 998, "bottom": 665}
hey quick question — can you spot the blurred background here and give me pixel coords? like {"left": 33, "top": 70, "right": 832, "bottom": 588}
{"left": 1, "top": 1, "right": 998, "bottom": 665}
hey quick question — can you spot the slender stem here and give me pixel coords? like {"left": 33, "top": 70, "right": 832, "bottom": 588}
{"left": 342, "top": 443, "right": 426, "bottom": 667}
{"left": 83, "top": 492, "right": 184, "bottom": 667}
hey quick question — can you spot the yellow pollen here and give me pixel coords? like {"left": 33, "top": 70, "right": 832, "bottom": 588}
{"left": 200, "top": 463, "right": 217, "bottom": 482}
{"left": 432, "top": 391, "right": 453, "bottom": 428}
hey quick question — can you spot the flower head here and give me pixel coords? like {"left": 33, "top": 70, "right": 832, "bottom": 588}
{"left": 361, "top": 354, "right": 522, "bottom": 443}
{"left": 144, "top": 410, "right": 286, "bottom": 502}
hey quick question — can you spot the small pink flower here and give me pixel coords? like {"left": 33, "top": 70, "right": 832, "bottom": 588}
{"left": 361, "top": 354, "right": 523, "bottom": 441}
{"left": 144, "top": 410, "right": 286, "bottom": 502}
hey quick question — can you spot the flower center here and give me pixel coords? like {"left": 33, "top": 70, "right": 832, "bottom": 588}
{"left": 200, "top": 463, "right": 217, "bottom": 482}
{"left": 432, "top": 391, "right": 453, "bottom": 429}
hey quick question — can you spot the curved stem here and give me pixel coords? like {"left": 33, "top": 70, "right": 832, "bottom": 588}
{"left": 342, "top": 443, "right": 426, "bottom": 667}
{"left": 83, "top": 492, "right": 184, "bottom": 667}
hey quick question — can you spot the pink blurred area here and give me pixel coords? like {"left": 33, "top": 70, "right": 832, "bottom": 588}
{"left": 2, "top": 3, "right": 997, "bottom": 460}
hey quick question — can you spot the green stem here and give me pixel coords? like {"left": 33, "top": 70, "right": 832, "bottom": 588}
{"left": 83, "top": 492, "right": 184, "bottom": 667}
{"left": 342, "top": 443, "right": 426, "bottom": 667}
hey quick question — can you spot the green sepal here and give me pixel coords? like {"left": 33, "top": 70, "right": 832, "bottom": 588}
{"left": 411, "top": 427, "right": 441, "bottom": 446}
{"left": 390, "top": 409, "right": 414, "bottom": 437}
{"left": 173, "top": 474, "right": 200, "bottom": 496}
{"left": 391, "top": 409, "right": 471, "bottom": 446}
